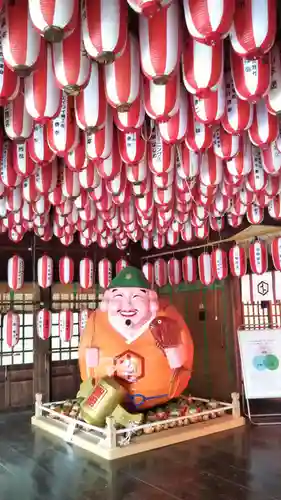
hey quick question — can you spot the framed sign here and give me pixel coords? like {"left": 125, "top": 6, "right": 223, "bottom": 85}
{"left": 238, "top": 329, "right": 281, "bottom": 399}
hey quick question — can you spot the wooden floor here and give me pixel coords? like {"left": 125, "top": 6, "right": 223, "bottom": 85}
{"left": 1, "top": 411, "right": 281, "bottom": 500}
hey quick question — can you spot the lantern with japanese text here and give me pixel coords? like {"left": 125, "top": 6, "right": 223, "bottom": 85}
{"left": 7, "top": 255, "right": 24, "bottom": 291}
{"left": 36, "top": 309, "right": 52, "bottom": 340}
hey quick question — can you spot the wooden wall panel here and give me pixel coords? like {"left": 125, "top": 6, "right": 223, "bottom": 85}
{"left": 161, "top": 281, "right": 237, "bottom": 401}
{"left": 8, "top": 366, "right": 33, "bottom": 408}
{"left": 51, "top": 361, "right": 80, "bottom": 402}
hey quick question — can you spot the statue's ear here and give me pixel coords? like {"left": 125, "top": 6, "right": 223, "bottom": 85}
{"left": 148, "top": 290, "right": 159, "bottom": 314}
{"left": 100, "top": 290, "right": 110, "bottom": 312}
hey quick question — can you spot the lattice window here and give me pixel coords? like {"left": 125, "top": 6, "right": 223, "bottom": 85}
{"left": 0, "top": 313, "right": 34, "bottom": 366}
{"left": 242, "top": 302, "right": 270, "bottom": 330}
{"left": 51, "top": 287, "right": 103, "bottom": 361}
{"left": 52, "top": 290, "right": 102, "bottom": 311}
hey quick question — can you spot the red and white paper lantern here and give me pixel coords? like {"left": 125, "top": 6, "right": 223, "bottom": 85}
{"left": 79, "top": 257, "right": 94, "bottom": 289}
{"left": 139, "top": 1, "right": 180, "bottom": 84}
{"left": 183, "top": 0, "right": 234, "bottom": 44}
{"left": 3, "top": 311, "right": 20, "bottom": 348}
{"left": 2, "top": 0, "right": 41, "bottom": 75}
{"left": 104, "top": 34, "right": 140, "bottom": 112}
{"left": 154, "top": 258, "right": 168, "bottom": 287}
{"left": 271, "top": 237, "right": 281, "bottom": 271}
{"left": 37, "top": 255, "right": 53, "bottom": 288}
{"left": 229, "top": 245, "right": 247, "bottom": 277}
{"left": 182, "top": 255, "right": 197, "bottom": 283}
{"left": 79, "top": 308, "right": 91, "bottom": 335}
{"left": 229, "top": 0, "right": 276, "bottom": 58}
{"left": 59, "top": 310, "right": 73, "bottom": 342}
{"left": 7, "top": 255, "right": 24, "bottom": 291}
{"left": 59, "top": 256, "right": 74, "bottom": 285}
{"left": 198, "top": 253, "right": 213, "bottom": 286}
{"left": 116, "top": 258, "right": 128, "bottom": 274}
{"left": 36, "top": 309, "right": 52, "bottom": 340}
{"left": 249, "top": 240, "right": 268, "bottom": 275}
{"left": 142, "top": 262, "right": 154, "bottom": 285}
{"left": 28, "top": 0, "right": 78, "bottom": 41}
{"left": 167, "top": 258, "right": 181, "bottom": 286}
{"left": 82, "top": 0, "right": 128, "bottom": 64}
{"left": 98, "top": 258, "right": 112, "bottom": 289}
{"left": 211, "top": 248, "right": 228, "bottom": 281}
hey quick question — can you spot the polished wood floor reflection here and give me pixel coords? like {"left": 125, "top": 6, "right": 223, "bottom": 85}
{"left": 0, "top": 411, "right": 281, "bottom": 500}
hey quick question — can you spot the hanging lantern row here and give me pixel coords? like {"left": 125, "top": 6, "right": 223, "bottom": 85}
{"left": 7, "top": 255, "right": 129, "bottom": 291}
{"left": 142, "top": 237, "right": 281, "bottom": 288}
{"left": 0, "top": 0, "right": 280, "bottom": 250}
{"left": 2, "top": 307, "right": 92, "bottom": 349}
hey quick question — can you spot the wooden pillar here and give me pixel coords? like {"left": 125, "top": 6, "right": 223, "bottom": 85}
{"left": 33, "top": 287, "right": 51, "bottom": 402}
{"left": 229, "top": 276, "right": 243, "bottom": 393}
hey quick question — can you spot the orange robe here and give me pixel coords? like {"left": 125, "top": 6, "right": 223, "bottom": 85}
{"left": 79, "top": 303, "right": 194, "bottom": 410}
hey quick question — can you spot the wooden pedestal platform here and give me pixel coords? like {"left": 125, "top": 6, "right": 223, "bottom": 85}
{"left": 31, "top": 413, "right": 245, "bottom": 461}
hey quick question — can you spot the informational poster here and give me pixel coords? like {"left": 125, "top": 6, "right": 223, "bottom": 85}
{"left": 238, "top": 329, "right": 281, "bottom": 399}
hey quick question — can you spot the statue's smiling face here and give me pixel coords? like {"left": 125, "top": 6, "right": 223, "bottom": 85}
{"left": 101, "top": 287, "right": 159, "bottom": 339}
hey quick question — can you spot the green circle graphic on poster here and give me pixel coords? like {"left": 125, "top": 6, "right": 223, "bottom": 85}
{"left": 264, "top": 354, "right": 279, "bottom": 371}
{"left": 252, "top": 355, "right": 266, "bottom": 371}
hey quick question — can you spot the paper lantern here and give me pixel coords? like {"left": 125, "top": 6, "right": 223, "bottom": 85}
{"left": 116, "top": 259, "right": 128, "bottom": 275}
{"left": 104, "top": 34, "right": 140, "bottom": 112}
{"left": 159, "top": 87, "right": 188, "bottom": 144}
{"left": 52, "top": 21, "right": 90, "bottom": 95}
{"left": 2, "top": 0, "right": 41, "bottom": 75}
{"left": 182, "top": 255, "right": 197, "bottom": 283}
{"left": 59, "top": 310, "right": 73, "bottom": 342}
{"left": 37, "top": 255, "right": 53, "bottom": 288}
{"left": 47, "top": 93, "right": 79, "bottom": 157}
{"left": 144, "top": 72, "right": 179, "bottom": 123}
{"left": 113, "top": 92, "right": 145, "bottom": 132}
{"left": 154, "top": 258, "right": 168, "bottom": 287}
{"left": 28, "top": 123, "right": 55, "bottom": 165}
{"left": 183, "top": 0, "right": 235, "bottom": 44}
{"left": 7, "top": 255, "right": 24, "bottom": 291}
{"left": 79, "top": 309, "right": 91, "bottom": 336}
{"left": 36, "top": 309, "right": 52, "bottom": 340}
{"left": 139, "top": 1, "right": 181, "bottom": 84}
{"left": 198, "top": 253, "right": 213, "bottom": 286}
{"left": 28, "top": 0, "right": 78, "bottom": 41}
{"left": 230, "top": 49, "right": 271, "bottom": 103}
{"left": 142, "top": 262, "right": 154, "bottom": 285}
{"left": 25, "top": 43, "right": 61, "bottom": 122}
{"left": 59, "top": 256, "right": 74, "bottom": 285}
{"left": 229, "top": 0, "right": 276, "bottom": 58}
{"left": 128, "top": 0, "right": 173, "bottom": 16}
{"left": 271, "top": 237, "right": 281, "bottom": 271}
{"left": 98, "top": 258, "right": 112, "bottom": 289}
{"left": 229, "top": 245, "right": 247, "bottom": 278}
{"left": 82, "top": 0, "right": 127, "bottom": 64}
{"left": 182, "top": 38, "right": 223, "bottom": 97}
{"left": 79, "top": 258, "right": 94, "bottom": 289}
{"left": 4, "top": 91, "right": 33, "bottom": 142}
{"left": 3, "top": 311, "right": 20, "bottom": 348}
{"left": 249, "top": 241, "right": 268, "bottom": 275}
{"left": 75, "top": 62, "right": 107, "bottom": 132}
{"left": 221, "top": 71, "right": 253, "bottom": 135}
{"left": 211, "top": 248, "right": 228, "bottom": 281}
